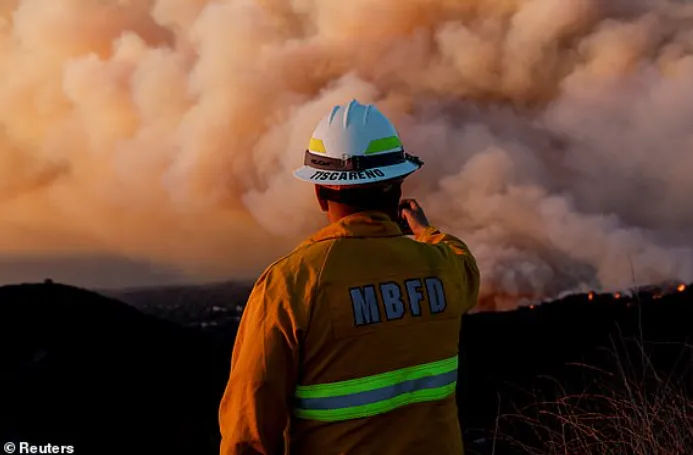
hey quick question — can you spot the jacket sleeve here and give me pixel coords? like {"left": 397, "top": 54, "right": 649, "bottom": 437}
{"left": 218, "top": 266, "right": 304, "bottom": 455}
{"left": 415, "top": 226, "right": 479, "bottom": 438}
{"left": 414, "top": 226, "right": 480, "bottom": 313}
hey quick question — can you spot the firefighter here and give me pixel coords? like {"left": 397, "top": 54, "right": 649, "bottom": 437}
{"left": 219, "top": 99, "right": 480, "bottom": 455}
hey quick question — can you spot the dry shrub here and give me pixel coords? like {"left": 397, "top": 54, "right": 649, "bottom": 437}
{"left": 495, "top": 338, "right": 693, "bottom": 455}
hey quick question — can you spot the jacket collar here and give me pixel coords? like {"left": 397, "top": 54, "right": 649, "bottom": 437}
{"left": 298, "top": 211, "right": 404, "bottom": 247}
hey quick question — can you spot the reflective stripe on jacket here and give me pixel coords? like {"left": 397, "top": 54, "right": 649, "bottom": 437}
{"left": 294, "top": 354, "right": 459, "bottom": 422}
{"left": 219, "top": 211, "right": 480, "bottom": 455}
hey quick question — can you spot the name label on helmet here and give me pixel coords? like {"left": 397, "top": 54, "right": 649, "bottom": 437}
{"left": 309, "top": 169, "right": 386, "bottom": 182}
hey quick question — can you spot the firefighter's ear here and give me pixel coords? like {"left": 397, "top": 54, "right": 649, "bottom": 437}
{"left": 315, "top": 185, "right": 329, "bottom": 212}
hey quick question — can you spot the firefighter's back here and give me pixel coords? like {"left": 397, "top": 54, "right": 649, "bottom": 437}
{"left": 289, "top": 221, "right": 478, "bottom": 455}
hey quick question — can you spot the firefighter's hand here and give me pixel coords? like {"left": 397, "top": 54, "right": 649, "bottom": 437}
{"left": 399, "top": 199, "right": 431, "bottom": 236}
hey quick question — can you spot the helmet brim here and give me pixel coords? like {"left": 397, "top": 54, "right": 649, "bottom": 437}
{"left": 293, "top": 160, "right": 421, "bottom": 186}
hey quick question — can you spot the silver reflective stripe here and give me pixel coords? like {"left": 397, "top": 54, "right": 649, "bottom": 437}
{"left": 294, "top": 355, "right": 459, "bottom": 421}
{"left": 296, "top": 369, "right": 457, "bottom": 411}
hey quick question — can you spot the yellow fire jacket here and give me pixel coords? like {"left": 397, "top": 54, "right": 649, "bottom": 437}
{"left": 219, "top": 211, "right": 480, "bottom": 455}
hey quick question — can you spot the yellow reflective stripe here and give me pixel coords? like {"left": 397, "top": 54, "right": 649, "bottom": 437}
{"left": 308, "top": 138, "right": 326, "bottom": 154}
{"left": 295, "top": 355, "right": 458, "bottom": 399}
{"left": 364, "top": 136, "right": 402, "bottom": 155}
{"left": 294, "top": 382, "right": 456, "bottom": 422}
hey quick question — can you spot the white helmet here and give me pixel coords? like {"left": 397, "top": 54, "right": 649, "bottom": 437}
{"left": 293, "top": 99, "right": 423, "bottom": 186}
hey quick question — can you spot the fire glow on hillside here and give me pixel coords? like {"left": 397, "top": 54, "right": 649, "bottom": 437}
{"left": 480, "top": 282, "right": 690, "bottom": 311}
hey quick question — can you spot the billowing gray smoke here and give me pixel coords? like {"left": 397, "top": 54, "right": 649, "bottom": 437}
{"left": 1, "top": 0, "right": 692, "bottom": 309}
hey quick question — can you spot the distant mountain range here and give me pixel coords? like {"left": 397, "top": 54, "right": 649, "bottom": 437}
{"left": 103, "top": 277, "right": 689, "bottom": 315}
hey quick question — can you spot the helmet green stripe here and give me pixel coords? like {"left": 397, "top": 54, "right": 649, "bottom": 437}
{"left": 364, "top": 136, "right": 403, "bottom": 155}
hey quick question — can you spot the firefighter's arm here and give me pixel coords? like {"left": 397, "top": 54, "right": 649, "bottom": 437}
{"left": 219, "top": 266, "right": 304, "bottom": 455}
{"left": 400, "top": 199, "right": 480, "bottom": 301}
{"left": 416, "top": 226, "right": 478, "bottom": 432}
{"left": 415, "top": 226, "right": 480, "bottom": 312}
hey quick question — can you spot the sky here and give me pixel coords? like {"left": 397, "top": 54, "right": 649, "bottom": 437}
{"left": 1, "top": 0, "right": 693, "bottom": 308}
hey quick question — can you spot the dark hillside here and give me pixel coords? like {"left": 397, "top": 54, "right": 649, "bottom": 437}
{"left": 0, "top": 283, "right": 229, "bottom": 455}
{"left": 2, "top": 281, "right": 692, "bottom": 454}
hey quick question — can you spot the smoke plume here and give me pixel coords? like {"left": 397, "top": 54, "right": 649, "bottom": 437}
{"left": 1, "top": 0, "right": 692, "bottom": 309}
